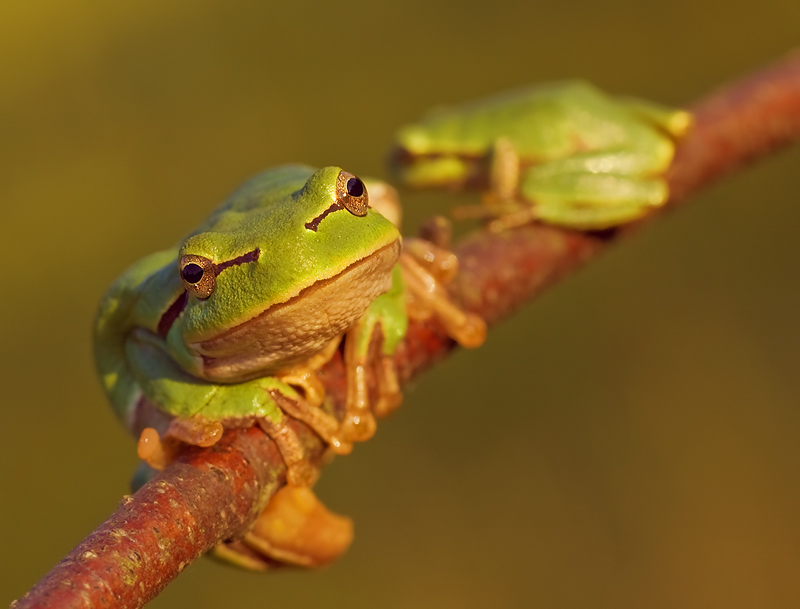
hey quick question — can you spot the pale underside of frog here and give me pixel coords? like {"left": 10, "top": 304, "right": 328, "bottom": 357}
{"left": 94, "top": 165, "right": 485, "bottom": 570}
{"left": 391, "top": 80, "right": 692, "bottom": 231}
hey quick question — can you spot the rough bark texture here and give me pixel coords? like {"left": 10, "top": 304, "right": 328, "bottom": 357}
{"left": 12, "top": 52, "right": 800, "bottom": 609}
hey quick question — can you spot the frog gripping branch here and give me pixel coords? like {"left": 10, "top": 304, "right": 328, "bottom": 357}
{"left": 93, "top": 165, "right": 485, "bottom": 569}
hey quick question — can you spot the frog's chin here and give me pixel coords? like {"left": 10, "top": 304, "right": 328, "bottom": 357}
{"left": 189, "top": 239, "right": 402, "bottom": 384}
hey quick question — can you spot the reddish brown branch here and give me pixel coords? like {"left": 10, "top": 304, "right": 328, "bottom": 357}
{"left": 13, "top": 52, "right": 800, "bottom": 609}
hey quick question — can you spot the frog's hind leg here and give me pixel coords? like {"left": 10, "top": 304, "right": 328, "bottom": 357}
{"left": 372, "top": 354, "right": 403, "bottom": 418}
{"left": 452, "top": 137, "right": 524, "bottom": 223}
{"left": 339, "top": 318, "right": 379, "bottom": 443}
{"left": 512, "top": 149, "right": 672, "bottom": 231}
{"left": 242, "top": 485, "right": 354, "bottom": 568}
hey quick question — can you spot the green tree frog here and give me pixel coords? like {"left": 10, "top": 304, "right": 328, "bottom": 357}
{"left": 391, "top": 80, "right": 692, "bottom": 230}
{"left": 94, "top": 165, "right": 485, "bottom": 569}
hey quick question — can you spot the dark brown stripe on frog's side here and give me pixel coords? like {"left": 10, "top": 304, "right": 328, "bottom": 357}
{"left": 305, "top": 202, "right": 344, "bottom": 232}
{"left": 157, "top": 291, "right": 188, "bottom": 338}
{"left": 214, "top": 248, "right": 261, "bottom": 273}
{"left": 157, "top": 248, "right": 261, "bottom": 337}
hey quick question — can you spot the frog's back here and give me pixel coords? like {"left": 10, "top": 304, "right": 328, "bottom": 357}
{"left": 195, "top": 164, "right": 317, "bottom": 232}
{"left": 419, "top": 81, "right": 646, "bottom": 159}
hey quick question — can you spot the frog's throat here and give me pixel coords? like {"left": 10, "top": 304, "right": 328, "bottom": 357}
{"left": 189, "top": 239, "right": 402, "bottom": 384}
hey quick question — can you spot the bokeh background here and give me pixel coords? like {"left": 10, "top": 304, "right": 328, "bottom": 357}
{"left": 2, "top": 1, "right": 800, "bottom": 607}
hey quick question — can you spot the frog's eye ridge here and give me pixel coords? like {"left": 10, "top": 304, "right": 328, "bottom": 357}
{"left": 336, "top": 170, "right": 369, "bottom": 217}
{"left": 179, "top": 255, "right": 216, "bottom": 299}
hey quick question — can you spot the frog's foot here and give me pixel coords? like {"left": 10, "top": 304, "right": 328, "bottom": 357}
{"left": 137, "top": 428, "right": 178, "bottom": 470}
{"left": 451, "top": 193, "right": 523, "bottom": 227}
{"left": 372, "top": 354, "right": 403, "bottom": 418}
{"left": 137, "top": 417, "right": 225, "bottom": 470}
{"left": 276, "top": 337, "right": 340, "bottom": 408}
{"left": 165, "top": 416, "right": 224, "bottom": 447}
{"left": 485, "top": 204, "right": 538, "bottom": 232}
{"left": 404, "top": 236, "right": 458, "bottom": 284}
{"left": 619, "top": 96, "right": 693, "bottom": 138}
{"left": 241, "top": 485, "right": 354, "bottom": 568}
{"left": 400, "top": 250, "right": 486, "bottom": 349}
{"left": 278, "top": 366, "right": 326, "bottom": 407}
{"left": 210, "top": 540, "right": 272, "bottom": 571}
{"left": 269, "top": 389, "right": 353, "bottom": 456}
{"left": 257, "top": 413, "right": 318, "bottom": 487}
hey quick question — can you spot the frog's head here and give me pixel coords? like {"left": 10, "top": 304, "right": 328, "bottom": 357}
{"left": 389, "top": 119, "right": 491, "bottom": 190}
{"left": 159, "top": 166, "right": 402, "bottom": 383}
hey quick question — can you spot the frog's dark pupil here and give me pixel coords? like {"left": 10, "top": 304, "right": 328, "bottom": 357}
{"left": 181, "top": 263, "right": 204, "bottom": 284}
{"left": 346, "top": 177, "right": 364, "bottom": 198}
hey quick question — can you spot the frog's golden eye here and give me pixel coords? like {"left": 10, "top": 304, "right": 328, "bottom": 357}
{"left": 335, "top": 171, "right": 369, "bottom": 216}
{"left": 179, "top": 255, "right": 216, "bottom": 299}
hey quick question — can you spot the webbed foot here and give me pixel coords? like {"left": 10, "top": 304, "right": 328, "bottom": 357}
{"left": 400, "top": 244, "right": 486, "bottom": 349}
{"left": 228, "top": 485, "right": 353, "bottom": 568}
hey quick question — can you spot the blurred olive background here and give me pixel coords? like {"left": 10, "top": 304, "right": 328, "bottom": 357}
{"left": 2, "top": 1, "right": 800, "bottom": 607}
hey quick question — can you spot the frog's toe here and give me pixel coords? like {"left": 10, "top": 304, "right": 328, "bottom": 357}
{"left": 164, "top": 416, "right": 224, "bottom": 448}
{"left": 341, "top": 412, "right": 377, "bottom": 444}
{"left": 257, "top": 414, "right": 318, "bottom": 487}
{"left": 210, "top": 540, "right": 272, "bottom": 571}
{"left": 137, "top": 427, "right": 178, "bottom": 470}
{"left": 243, "top": 485, "right": 354, "bottom": 568}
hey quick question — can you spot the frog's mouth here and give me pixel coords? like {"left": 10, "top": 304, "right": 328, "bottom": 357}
{"left": 390, "top": 146, "right": 489, "bottom": 190}
{"left": 190, "top": 239, "right": 402, "bottom": 384}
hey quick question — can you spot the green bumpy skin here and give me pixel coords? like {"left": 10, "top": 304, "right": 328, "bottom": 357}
{"left": 392, "top": 80, "right": 692, "bottom": 229}
{"left": 94, "top": 165, "right": 405, "bottom": 431}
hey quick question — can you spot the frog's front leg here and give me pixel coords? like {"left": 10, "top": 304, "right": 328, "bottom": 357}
{"left": 340, "top": 316, "right": 379, "bottom": 442}
{"left": 338, "top": 265, "right": 409, "bottom": 440}
{"left": 451, "top": 137, "right": 522, "bottom": 223}
{"left": 488, "top": 136, "right": 521, "bottom": 202}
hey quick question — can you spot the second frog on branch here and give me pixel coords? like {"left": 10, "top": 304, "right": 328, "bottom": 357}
{"left": 391, "top": 80, "right": 692, "bottom": 231}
